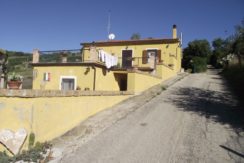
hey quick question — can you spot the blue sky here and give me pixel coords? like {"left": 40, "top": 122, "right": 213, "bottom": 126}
{"left": 0, "top": 0, "right": 243, "bottom": 52}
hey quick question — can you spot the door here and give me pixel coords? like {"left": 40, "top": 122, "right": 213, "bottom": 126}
{"left": 122, "top": 50, "right": 132, "bottom": 68}
{"left": 61, "top": 78, "right": 75, "bottom": 90}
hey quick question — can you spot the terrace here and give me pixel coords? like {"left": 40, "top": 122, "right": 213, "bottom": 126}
{"left": 32, "top": 48, "right": 159, "bottom": 73}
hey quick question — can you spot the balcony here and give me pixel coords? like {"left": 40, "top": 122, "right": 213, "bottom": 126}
{"left": 32, "top": 49, "right": 83, "bottom": 64}
{"left": 112, "top": 57, "right": 156, "bottom": 72}
{"left": 32, "top": 49, "right": 159, "bottom": 72}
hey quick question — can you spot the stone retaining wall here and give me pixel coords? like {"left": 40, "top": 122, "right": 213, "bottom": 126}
{"left": 0, "top": 89, "right": 134, "bottom": 98}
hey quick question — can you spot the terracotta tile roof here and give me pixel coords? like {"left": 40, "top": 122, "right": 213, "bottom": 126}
{"left": 81, "top": 38, "right": 180, "bottom": 47}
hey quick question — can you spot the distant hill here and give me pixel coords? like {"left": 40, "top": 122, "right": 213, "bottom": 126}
{"left": 4, "top": 51, "right": 33, "bottom": 89}
{"left": 6, "top": 51, "right": 32, "bottom": 73}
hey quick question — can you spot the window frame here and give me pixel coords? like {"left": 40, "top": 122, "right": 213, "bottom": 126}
{"left": 59, "top": 75, "right": 77, "bottom": 90}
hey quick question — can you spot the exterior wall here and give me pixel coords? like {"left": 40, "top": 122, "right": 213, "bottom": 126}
{"left": 32, "top": 42, "right": 182, "bottom": 92}
{"left": 127, "top": 72, "right": 162, "bottom": 92}
{"left": 83, "top": 43, "right": 181, "bottom": 69}
{"left": 95, "top": 68, "right": 120, "bottom": 91}
{"left": 33, "top": 66, "right": 93, "bottom": 90}
{"left": 0, "top": 94, "right": 131, "bottom": 152}
{"left": 156, "top": 64, "right": 176, "bottom": 81}
{"left": 165, "top": 44, "right": 182, "bottom": 73}
{"left": 33, "top": 66, "right": 121, "bottom": 91}
{"left": 176, "top": 46, "right": 182, "bottom": 73}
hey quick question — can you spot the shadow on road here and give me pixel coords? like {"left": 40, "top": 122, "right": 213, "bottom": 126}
{"left": 168, "top": 87, "right": 244, "bottom": 132}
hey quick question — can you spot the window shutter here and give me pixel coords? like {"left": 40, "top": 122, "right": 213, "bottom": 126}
{"left": 157, "top": 50, "right": 162, "bottom": 63}
{"left": 142, "top": 50, "right": 148, "bottom": 64}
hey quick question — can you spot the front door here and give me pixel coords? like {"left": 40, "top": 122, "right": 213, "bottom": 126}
{"left": 122, "top": 50, "right": 132, "bottom": 68}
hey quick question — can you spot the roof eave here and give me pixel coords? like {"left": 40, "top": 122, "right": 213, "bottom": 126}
{"left": 81, "top": 38, "right": 180, "bottom": 47}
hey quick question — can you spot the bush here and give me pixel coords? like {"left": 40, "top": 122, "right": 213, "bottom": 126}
{"left": 0, "top": 142, "right": 52, "bottom": 163}
{"left": 192, "top": 57, "right": 207, "bottom": 73}
{"left": 222, "top": 65, "right": 244, "bottom": 105}
{"left": 0, "top": 151, "right": 11, "bottom": 163}
{"left": 28, "top": 132, "right": 35, "bottom": 149}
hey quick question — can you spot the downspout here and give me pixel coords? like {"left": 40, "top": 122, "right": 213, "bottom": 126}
{"left": 153, "top": 52, "right": 157, "bottom": 75}
{"left": 154, "top": 52, "right": 157, "bottom": 70}
{"left": 91, "top": 66, "right": 96, "bottom": 91}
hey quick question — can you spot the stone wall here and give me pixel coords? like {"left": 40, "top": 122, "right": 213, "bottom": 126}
{"left": 0, "top": 89, "right": 134, "bottom": 98}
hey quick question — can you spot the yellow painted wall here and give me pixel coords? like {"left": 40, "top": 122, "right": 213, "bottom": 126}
{"left": 156, "top": 64, "right": 176, "bottom": 81}
{"left": 0, "top": 95, "right": 131, "bottom": 152}
{"left": 95, "top": 68, "right": 120, "bottom": 91}
{"left": 33, "top": 42, "right": 181, "bottom": 92}
{"left": 83, "top": 43, "right": 181, "bottom": 69}
{"left": 127, "top": 72, "right": 162, "bottom": 92}
{"left": 33, "top": 66, "right": 93, "bottom": 90}
{"left": 32, "top": 65, "right": 169, "bottom": 92}
{"left": 176, "top": 47, "right": 182, "bottom": 72}
{"left": 33, "top": 66, "right": 121, "bottom": 91}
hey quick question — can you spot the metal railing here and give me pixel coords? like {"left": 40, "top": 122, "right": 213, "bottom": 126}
{"left": 37, "top": 49, "right": 159, "bottom": 70}
{"left": 39, "top": 49, "right": 83, "bottom": 63}
{"left": 114, "top": 57, "right": 155, "bottom": 69}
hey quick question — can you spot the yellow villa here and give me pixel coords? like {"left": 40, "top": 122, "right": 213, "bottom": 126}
{"left": 32, "top": 25, "right": 182, "bottom": 93}
{"left": 0, "top": 25, "right": 183, "bottom": 154}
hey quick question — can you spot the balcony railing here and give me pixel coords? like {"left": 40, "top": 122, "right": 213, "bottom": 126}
{"left": 39, "top": 49, "right": 82, "bottom": 63}
{"left": 36, "top": 49, "right": 159, "bottom": 72}
{"left": 113, "top": 57, "right": 157, "bottom": 70}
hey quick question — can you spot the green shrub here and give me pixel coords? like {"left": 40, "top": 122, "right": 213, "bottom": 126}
{"left": 192, "top": 57, "right": 207, "bottom": 73}
{"left": 0, "top": 151, "right": 12, "bottom": 163}
{"left": 222, "top": 65, "right": 244, "bottom": 105}
{"left": 0, "top": 142, "right": 52, "bottom": 162}
{"left": 28, "top": 132, "right": 35, "bottom": 149}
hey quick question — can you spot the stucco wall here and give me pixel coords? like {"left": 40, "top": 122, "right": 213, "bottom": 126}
{"left": 156, "top": 64, "right": 177, "bottom": 81}
{"left": 0, "top": 94, "right": 131, "bottom": 152}
{"left": 95, "top": 68, "right": 120, "bottom": 91}
{"left": 33, "top": 66, "right": 92, "bottom": 90}
{"left": 33, "top": 42, "right": 182, "bottom": 92}
{"left": 33, "top": 66, "right": 121, "bottom": 91}
{"left": 127, "top": 72, "right": 162, "bottom": 93}
{"left": 83, "top": 43, "right": 181, "bottom": 68}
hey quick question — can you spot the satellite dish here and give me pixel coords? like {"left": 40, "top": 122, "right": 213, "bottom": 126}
{"left": 108, "top": 33, "right": 115, "bottom": 40}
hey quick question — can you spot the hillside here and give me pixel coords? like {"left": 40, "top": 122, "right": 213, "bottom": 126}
{"left": 5, "top": 51, "right": 32, "bottom": 88}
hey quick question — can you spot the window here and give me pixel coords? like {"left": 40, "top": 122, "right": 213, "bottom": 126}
{"left": 60, "top": 76, "right": 76, "bottom": 90}
{"left": 147, "top": 50, "right": 157, "bottom": 63}
{"left": 142, "top": 49, "right": 162, "bottom": 64}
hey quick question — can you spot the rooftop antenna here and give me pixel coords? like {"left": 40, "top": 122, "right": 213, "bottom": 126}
{"left": 107, "top": 10, "right": 111, "bottom": 36}
{"left": 107, "top": 10, "right": 115, "bottom": 40}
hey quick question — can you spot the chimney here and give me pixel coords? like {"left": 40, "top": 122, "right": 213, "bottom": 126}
{"left": 32, "top": 49, "right": 40, "bottom": 63}
{"left": 89, "top": 45, "right": 98, "bottom": 62}
{"left": 172, "top": 24, "right": 177, "bottom": 39}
